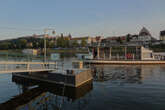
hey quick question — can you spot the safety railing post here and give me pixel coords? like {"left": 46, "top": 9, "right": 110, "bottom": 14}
{"left": 27, "top": 62, "right": 30, "bottom": 70}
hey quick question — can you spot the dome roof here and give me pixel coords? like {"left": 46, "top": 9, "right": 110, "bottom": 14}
{"left": 139, "top": 27, "right": 151, "bottom": 36}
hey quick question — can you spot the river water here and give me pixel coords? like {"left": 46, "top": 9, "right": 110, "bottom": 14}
{"left": 0, "top": 57, "right": 165, "bottom": 110}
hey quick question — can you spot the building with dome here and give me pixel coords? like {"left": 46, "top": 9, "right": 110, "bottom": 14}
{"left": 130, "top": 27, "right": 157, "bottom": 47}
{"left": 138, "top": 27, "right": 152, "bottom": 41}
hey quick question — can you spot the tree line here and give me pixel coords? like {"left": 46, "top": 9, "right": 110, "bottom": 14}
{"left": 0, "top": 36, "right": 87, "bottom": 50}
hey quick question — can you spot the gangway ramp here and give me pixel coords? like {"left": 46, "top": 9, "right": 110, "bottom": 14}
{"left": 0, "top": 61, "right": 57, "bottom": 74}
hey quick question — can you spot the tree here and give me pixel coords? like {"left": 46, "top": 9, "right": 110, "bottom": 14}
{"left": 61, "top": 33, "right": 64, "bottom": 38}
{"left": 38, "top": 39, "right": 44, "bottom": 48}
{"left": 0, "top": 42, "right": 11, "bottom": 50}
{"left": 64, "top": 38, "right": 70, "bottom": 48}
{"left": 47, "top": 40, "right": 55, "bottom": 48}
{"left": 56, "top": 37, "right": 64, "bottom": 47}
{"left": 72, "top": 40, "right": 79, "bottom": 47}
{"left": 126, "top": 34, "right": 131, "bottom": 42}
{"left": 19, "top": 39, "right": 27, "bottom": 49}
{"left": 68, "top": 33, "right": 72, "bottom": 39}
{"left": 81, "top": 39, "right": 87, "bottom": 47}
{"left": 116, "top": 37, "right": 123, "bottom": 44}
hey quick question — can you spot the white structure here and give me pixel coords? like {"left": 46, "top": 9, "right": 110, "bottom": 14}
{"left": 51, "top": 53, "right": 60, "bottom": 61}
{"left": 141, "top": 47, "right": 154, "bottom": 60}
{"left": 76, "top": 53, "right": 93, "bottom": 60}
{"left": 71, "top": 37, "right": 92, "bottom": 45}
{"left": 22, "top": 49, "right": 38, "bottom": 55}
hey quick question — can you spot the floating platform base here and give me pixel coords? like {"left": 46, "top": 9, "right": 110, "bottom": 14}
{"left": 12, "top": 69, "right": 93, "bottom": 87}
{"left": 84, "top": 60, "right": 165, "bottom": 65}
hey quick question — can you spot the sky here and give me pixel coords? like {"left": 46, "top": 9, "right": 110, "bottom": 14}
{"left": 0, "top": 0, "right": 165, "bottom": 40}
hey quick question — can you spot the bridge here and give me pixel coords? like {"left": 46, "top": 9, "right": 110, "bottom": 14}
{"left": 0, "top": 61, "right": 57, "bottom": 74}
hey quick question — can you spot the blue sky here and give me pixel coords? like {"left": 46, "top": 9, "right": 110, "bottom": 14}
{"left": 0, "top": 0, "right": 165, "bottom": 39}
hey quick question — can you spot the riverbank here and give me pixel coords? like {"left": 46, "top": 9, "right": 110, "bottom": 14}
{"left": 84, "top": 60, "right": 165, "bottom": 65}
{"left": 0, "top": 48, "right": 88, "bottom": 55}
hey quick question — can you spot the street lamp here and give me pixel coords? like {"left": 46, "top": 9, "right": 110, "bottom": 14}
{"left": 44, "top": 28, "right": 56, "bottom": 63}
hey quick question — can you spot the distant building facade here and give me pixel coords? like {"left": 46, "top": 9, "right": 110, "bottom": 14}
{"left": 90, "top": 45, "right": 154, "bottom": 61}
{"left": 22, "top": 49, "right": 38, "bottom": 55}
{"left": 138, "top": 27, "right": 152, "bottom": 41}
{"left": 71, "top": 37, "right": 92, "bottom": 45}
{"left": 101, "top": 36, "right": 127, "bottom": 45}
{"left": 160, "top": 30, "right": 165, "bottom": 41}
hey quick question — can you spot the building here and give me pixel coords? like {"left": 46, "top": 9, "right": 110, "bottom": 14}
{"left": 90, "top": 44, "right": 154, "bottom": 61}
{"left": 22, "top": 49, "right": 38, "bottom": 55}
{"left": 129, "top": 27, "right": 153, "bottom": 42}
{"left": 129, "top": 27, "right": 157, "bottom": 47}
{"left": 138, "top": 27, "right": 152, "bottom": 41}
{"left": 101, "top": 36, "right": 127, "bottom": 46}
{"left": 153, "top": 52, "right": 165, "bottom": 60}
{"left": 95, "top": 36, "right": 104, "bottom": 43}
{"left": 71, "top": 37, "right": 92, "bottom": 45}
{"left": 160, "top": 30, "right": 165, "bottom": 41}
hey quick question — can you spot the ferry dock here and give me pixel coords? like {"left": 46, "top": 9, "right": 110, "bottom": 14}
{"left": 0, "top": 61, "right": 93, "bottom": 88}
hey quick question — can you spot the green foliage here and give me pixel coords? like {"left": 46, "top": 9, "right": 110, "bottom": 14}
{"left": 116, "top": 37, "right": 123, "bottom": 44}
{"left": 0, "top": 37, "right": 55, "bottom": 50}
{"left": 19, "top": 39, "right": 27, "bottom": 48}
{"left": 126, "top": 34, "right": 131, "bottom": 42}
{"left": 56, "top": 37, "right": 70, "bottom": 48}
{"left": 0, "top": 42, "right": 11, "bottom": 50}
{"left": 72, "top": 40, "right": 79, "bottom": 47}
{"left": 81, "top": 39, "right": 87, "bottom": 47}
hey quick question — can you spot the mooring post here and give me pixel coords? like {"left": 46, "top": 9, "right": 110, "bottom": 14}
{"left": 27, "top": 62, "right": 30, "bottom": 70}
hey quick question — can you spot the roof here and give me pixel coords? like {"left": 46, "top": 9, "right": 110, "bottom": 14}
{"left": 139, "top": 27, "right": 152, "bottom": 36}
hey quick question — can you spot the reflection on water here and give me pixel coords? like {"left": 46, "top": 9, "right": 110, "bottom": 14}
{"left": 0, "top": 75, "right": 93, "bottom": 110}
{"left": 91, "top": 65, "right": 143, "bottom": 84}
{"left": 1, "top": 63, "right": 165, "bottom": 110}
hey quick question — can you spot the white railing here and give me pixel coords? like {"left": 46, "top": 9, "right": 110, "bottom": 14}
{"left": 0, "top": 61, "right": 57, "bottom": 74}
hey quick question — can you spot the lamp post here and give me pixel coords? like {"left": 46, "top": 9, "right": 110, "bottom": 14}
{"left": 43, "top": 28, "right": 56, "bottom": 63}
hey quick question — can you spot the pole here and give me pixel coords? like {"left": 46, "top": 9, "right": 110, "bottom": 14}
{"left": 44, "top": 30, "right": 47, "bottom": 63}
{"left": 43, "top": 28, "right": 55, "bottom": 63}
{"left": 125, "top": 46, "right": 127, "bottom": 60}
{"left": 97, "top": 47, "right": 100, "bottom": 59}
{"left": 109, "top": 47, "right": 111, "bottom": 60}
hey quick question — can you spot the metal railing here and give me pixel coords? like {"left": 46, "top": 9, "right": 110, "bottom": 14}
{"left": 0, "top": 61, "right": 57, "bottom": 74}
